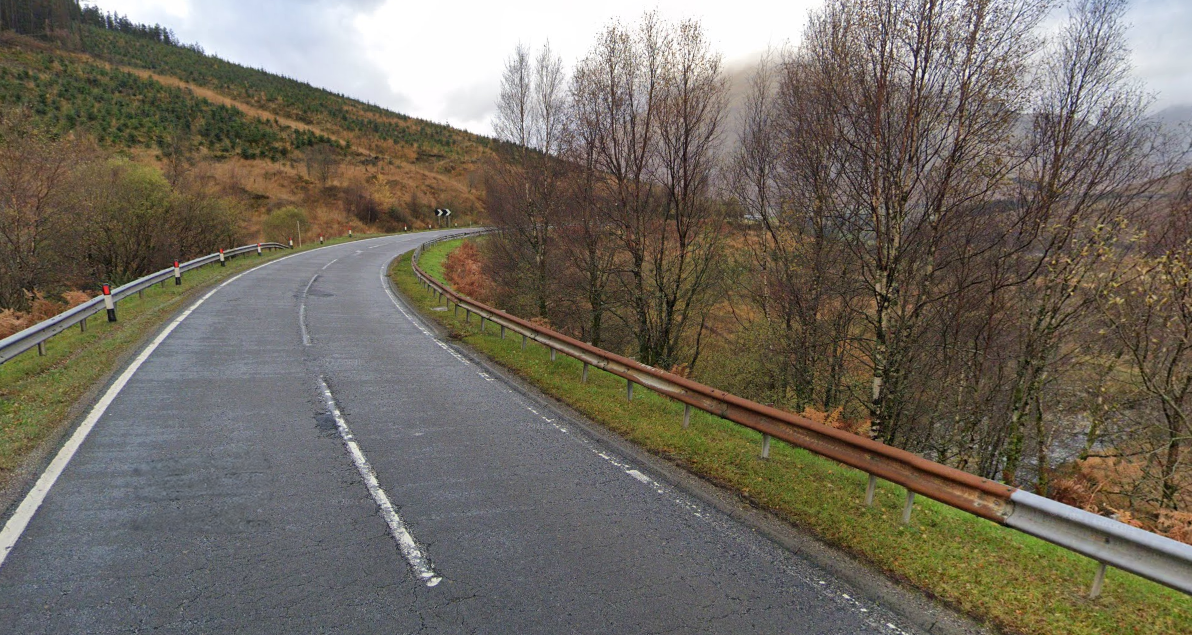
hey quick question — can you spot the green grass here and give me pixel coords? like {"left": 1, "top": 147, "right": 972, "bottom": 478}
{"left": 0, "top": 234, "right": 382, "bottom": 478}
{"left": 416, "top": 239, "right": 458, "bottom": 287}
{"left": 392, "top": 241, "right": 1192, "bottom": 635}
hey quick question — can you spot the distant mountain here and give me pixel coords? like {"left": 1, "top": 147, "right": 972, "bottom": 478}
{"left": 1152, "top": 104, "right": 1192, "bottom": 133}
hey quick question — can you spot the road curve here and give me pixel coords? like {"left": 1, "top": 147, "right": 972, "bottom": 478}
{"left": 0, "top": 232, "right": 921, "bottom": 634}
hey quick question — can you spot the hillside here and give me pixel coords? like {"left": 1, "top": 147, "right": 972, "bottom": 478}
{"left": 0, "top": 23, "right": 495, "bottom": 237}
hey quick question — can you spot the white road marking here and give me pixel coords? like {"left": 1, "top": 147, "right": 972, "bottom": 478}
{"left": 379, "top": 260, "right": 492, "bottom": 380}
{"left": 319, "top": 378, "right": 442, "bottom": 588}
{"left": 321, "top": 258, "right": 340, "bottom": 270}
{"left": 300, "top": 274, "right": 319, "bottom": 346}
{"left": 378, "top": 245, "right": 916, "bottom": 633}
{"left": 0, "top": 252, "right": 302, "bottom": 570}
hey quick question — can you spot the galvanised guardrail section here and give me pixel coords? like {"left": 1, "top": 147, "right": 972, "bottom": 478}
{"left": 0, "top": 242, "right": 288, "bottom": 365}
{"left": 411, "top": 234, "right": 1192, "bottom": 598}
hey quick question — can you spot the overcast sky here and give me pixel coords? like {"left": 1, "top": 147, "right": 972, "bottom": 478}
{"left": 92, "top": 0, "right": 1192, "bottom": 137}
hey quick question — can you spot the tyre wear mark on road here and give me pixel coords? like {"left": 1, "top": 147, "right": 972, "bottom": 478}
{"left": 0, "top": 250, "right": 305, "bottom": 571}
{"left": 319, "top": 377, "right": 442, "bottom": 588}
{"left": 300, "top": 273, "right": 319, "bottom": 346}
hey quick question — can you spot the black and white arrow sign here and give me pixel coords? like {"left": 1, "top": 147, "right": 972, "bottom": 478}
{"left": 435, "top": 208, "right": 452, "bottom": 217}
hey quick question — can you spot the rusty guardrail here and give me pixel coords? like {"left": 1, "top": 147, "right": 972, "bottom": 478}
{"left": 410, "top": 233, "right": 1192, "bottom": 597}
{"left": 0, "top": 242, "right": 288, "bottom": 365}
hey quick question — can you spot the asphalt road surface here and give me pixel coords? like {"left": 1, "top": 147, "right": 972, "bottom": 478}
{"left": 0, "top": 232, "right": 928, "bottom": 634}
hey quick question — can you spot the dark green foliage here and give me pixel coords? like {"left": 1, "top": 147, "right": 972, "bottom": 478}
{"left": 0, "top": 0, "right": 81, "bottom": 36}
{"left": 76, "top": 26, "right": 488, "bottom": 160}
{"left": 0, "top": 47, "right": 324, "bottom": 159}
{"left": 77, "top": 4, "right": 188, "bottom": 49}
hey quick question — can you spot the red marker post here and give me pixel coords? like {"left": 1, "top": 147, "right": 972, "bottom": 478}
{"left": 219, "top": 248, "right": 226, "bottom": 267}
{"left": 288, "top": 238, "right": 294, "bottom": 249}
{"left": 173, "top": 260, "right": 182, "bottom": 285}
{"left": 102, "top": 284, "right": 116, "bottom": 322}
{"left": 257, "top": 242, "right": 263, "bottom": 256}
{"left": 348, "top": 227, "right": 353, "bottom": 238}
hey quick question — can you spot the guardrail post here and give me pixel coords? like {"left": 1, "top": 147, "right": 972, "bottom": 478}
{"left": 454, "top": 305, "right": 459, "bottom": 317}
{"left": 582, "top": 362, "right": 589, "bottom": 383}
{"left": 479, "top": 316, "right": 486, "bottom": 332}
{"left": 550, "top": 347, "right": 556, "bottom": 361}
{"left": 627, "top": 380, "right": 634, "bottom": 402}
{"left": 522, "top": 334, "right": 527, "bottom": 350}
{"left": 1089, "top": 562, "right": 1108, "bottom": 599}
{"left": 500, "top": 325, "right": 506, "bottom": 339}
{"left": 465, "top": 309, "right": 471, "bottom": 323}
{"left": 37, "top": 341, "right": 45, "bottom": 356}
{"left": 865, "top": 474, "right": 877, "bottom": 507}
{"left": 138, "top": 288, "right": 144, "bottom": 299}
{"left": 761, "top": 434, "right": 772, "bottom": 459}
{"left": 219, "top": 248, "right": 226, "bottom": 267}
{"left": 80, "top": 317, "right": 86, "bottom": 333}
{"left": 683, "top": 404, "right": 691, "bottom": 429}
{"left": 103, "top": 284, "right": 116, "bottom": 322}
{"left": 902, "top": 490, "right": 916, "bottom": 525}
{"left": 174, "top": 261, "right": 182, "bottom": 286}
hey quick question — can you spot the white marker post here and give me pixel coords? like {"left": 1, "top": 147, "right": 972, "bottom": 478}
{"left": 173, "top": 260, "right": 182, "bottom": 286}
{"left": 257, "top": 242, "right": 262, "bottom": 256}
{"left": 288, "top": 238, "right": 294, "bottom": 249}
{"left": 219, "top": 248, "right": 226, "bottom": 267}
{"left": 349, "top": 227, "right": 353, "bottom": 238}
{"left": 102, "top": 284, "right": 116, "bottom": 322}
{"left": 319, "top": 234, "right": 324, "bottom": 245}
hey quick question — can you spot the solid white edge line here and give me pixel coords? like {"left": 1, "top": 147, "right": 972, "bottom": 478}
{"left": 319, "top": 378, "right": 442, "bottom": 587}
{"left": 0, "top": 251, "right": 301, "bottom": 569}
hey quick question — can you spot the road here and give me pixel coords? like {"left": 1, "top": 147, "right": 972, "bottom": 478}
{"left": 0, "top": 232, "right": 926, "bottom": 634}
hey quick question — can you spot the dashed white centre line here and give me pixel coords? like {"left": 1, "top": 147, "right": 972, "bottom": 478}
{"left": 319, "top": 378, "right": 441, "bottom": 587}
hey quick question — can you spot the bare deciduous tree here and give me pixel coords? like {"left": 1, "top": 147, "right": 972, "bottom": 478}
{"left": 1097, "top": 182, "right": 1192, "bottom": 510}
{"left": 996, "top": 0, "right": 1166, "bottom": 484}
{"left": 489, "top": 41, "right": 568, "bottom": 318}
{"left": 304, "top": 143, "right": 340, "bottom": 187}
{"left": 0, "top": 109, "right": 93, "bottom": 309}
{"left": 793, "top": 0, "right": 1049, "bottom": 447}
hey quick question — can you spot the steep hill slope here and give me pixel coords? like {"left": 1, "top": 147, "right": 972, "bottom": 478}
{"left": 0, "top": 25, "right": 494, "bottom": 236}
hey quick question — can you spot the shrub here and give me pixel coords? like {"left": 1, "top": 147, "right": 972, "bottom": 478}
{"left": 261, "top": 206, "right": 307, "bottom": 244}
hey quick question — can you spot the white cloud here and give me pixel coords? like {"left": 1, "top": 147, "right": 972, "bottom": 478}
{"left": 89, "top": 0, "right": 1192, "bottom": 135}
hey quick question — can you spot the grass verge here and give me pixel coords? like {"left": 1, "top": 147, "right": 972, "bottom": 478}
{"left": 0, "top": 234, "right": 383, "bottom": 483}
{"left": 392, "top": 240, "right": 1191, "bottom": 635}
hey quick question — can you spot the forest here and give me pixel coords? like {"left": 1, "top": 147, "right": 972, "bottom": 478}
{"left": 1, "top": 0, "right": 492, "bottom": 164}
{"left": 0, "top": 107, "right": 242, "bottom": 317}
{"left": 0, "top": 0, "right": 493, "bottom": 321}
{"left": 478, "top": 0, "right": 1192, "bottom": 537}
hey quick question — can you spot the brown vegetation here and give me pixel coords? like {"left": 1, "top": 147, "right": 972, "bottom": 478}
{"left": 478, "top": 0, "right": 1192, "bottom": 539}
{"left": 443, "top": 239, "right": 493, "bottom": 302}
